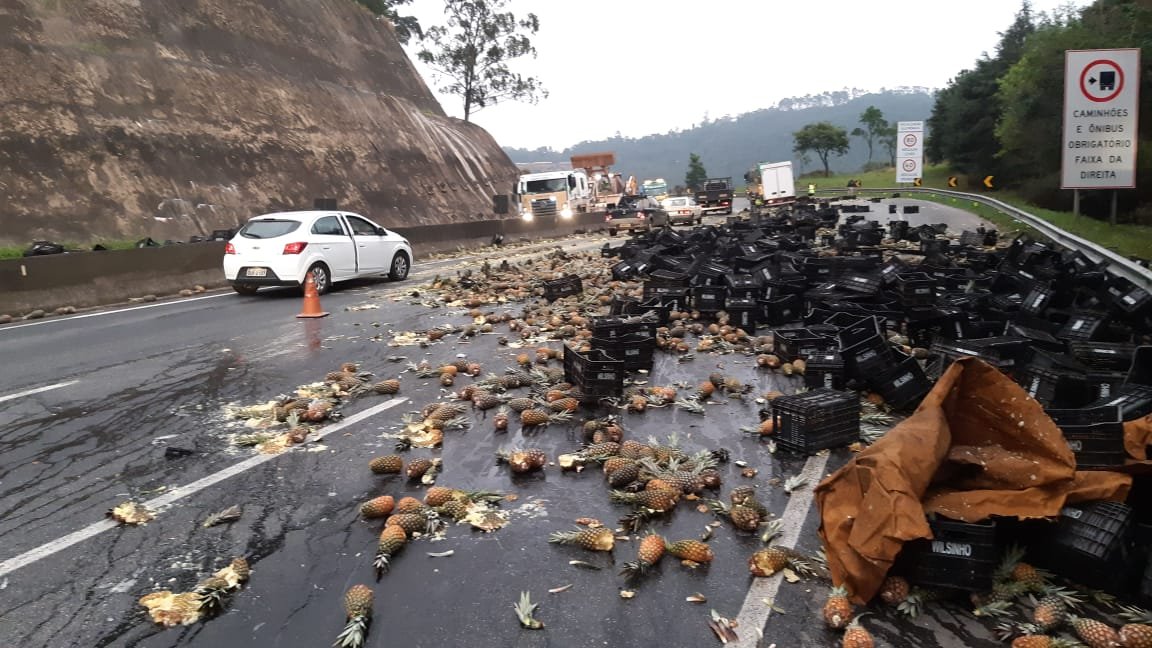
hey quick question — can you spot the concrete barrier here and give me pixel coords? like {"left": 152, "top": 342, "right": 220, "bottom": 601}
{"left": 0, "top": 213, "right": 609, "bottom": 316}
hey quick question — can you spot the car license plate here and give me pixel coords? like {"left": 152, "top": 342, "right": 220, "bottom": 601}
{"left": 246, "top": 267, "right": 268, "bottom": 277}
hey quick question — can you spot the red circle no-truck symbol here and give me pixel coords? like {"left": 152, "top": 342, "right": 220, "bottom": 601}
{"left": 902, "top": 159, "right": 917, "bottom": 172}
{"left": 1079, "top": 59, "right": 1124, "bottom": 103}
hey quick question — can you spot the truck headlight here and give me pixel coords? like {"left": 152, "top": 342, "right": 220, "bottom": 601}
{"left": 560, "top": 207, "right": 573, "bottom": 219}
{"left": 522, "top": 210, "right": 534, "bottom": 222}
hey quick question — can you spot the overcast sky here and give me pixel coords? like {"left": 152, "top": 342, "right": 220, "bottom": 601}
{"left": 402, "top": 0, "right": 1093, "bottom": 150}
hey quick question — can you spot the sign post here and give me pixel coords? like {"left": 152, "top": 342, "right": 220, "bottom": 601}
{"left": 1061, "top": 48, "right": 1141, "bottom": 224}
{"left": 896, "top": 121, "right": 924, "bottom": 185}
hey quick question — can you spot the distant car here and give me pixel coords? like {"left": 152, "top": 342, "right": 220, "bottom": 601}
{"left": 661, "top": 197, "right": 703, "bottom": 225}
{"left": 604, "top": 195, "right": 669, "bottom": 236}
{"left": 223, "top": 210, "right": 413, "bottom": 295}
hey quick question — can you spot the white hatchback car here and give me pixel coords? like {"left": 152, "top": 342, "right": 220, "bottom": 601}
{"left": 223, "top": 210, "right": 413, "bottom": 295}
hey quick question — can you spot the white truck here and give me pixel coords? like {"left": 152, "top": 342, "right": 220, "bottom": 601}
{"left": 756, "top": 161, "right": 797, "bottom": 208}
{"left": 516, "top": 170, "right": 592, "bottom": 221}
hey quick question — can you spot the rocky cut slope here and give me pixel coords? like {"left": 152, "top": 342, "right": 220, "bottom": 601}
{"left": 0, "top": 0, "right": 518, "bottom": 245}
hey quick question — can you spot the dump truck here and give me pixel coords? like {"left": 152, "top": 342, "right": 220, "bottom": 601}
{"left": 571, "top": 152, "right": 627, "bottom": 209}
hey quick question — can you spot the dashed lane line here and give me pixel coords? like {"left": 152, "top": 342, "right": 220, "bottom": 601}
{"left": 731, "top": 452, "right": 831, "bottom": 648}
{"left": 0, "top": 396, "right": 408, "bottom": 578}
{"left": 0, "top": 380, "right": 80, "bottom": 404}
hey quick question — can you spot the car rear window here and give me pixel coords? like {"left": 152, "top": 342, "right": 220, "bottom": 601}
{"left": 240, "top": 219, "right": 301, "bottom": 239}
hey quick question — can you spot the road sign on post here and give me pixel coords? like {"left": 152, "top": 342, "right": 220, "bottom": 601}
{"left": 896, "top": 121, "right": 924, "bottom": 184}
{"left": 1061, "top": 49, "right": 1140, "bottom": 189}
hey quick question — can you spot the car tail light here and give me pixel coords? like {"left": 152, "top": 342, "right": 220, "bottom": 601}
{"left": 282, "top": 241, "right": 308, "bottom": 254}
{"left": 637, "top": 212, "right": 645, "bottom": 219}
{"left": 224, "top": 242, "right": 236, "bottom": 254}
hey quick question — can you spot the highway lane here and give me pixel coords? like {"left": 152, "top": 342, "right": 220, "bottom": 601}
{"left": 0, "top": 202, "right": 1005, "bottom": 647}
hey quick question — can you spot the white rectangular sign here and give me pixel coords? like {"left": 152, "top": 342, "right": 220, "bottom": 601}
{"left": 1062, "top": 48, "right": 1140, "bottom": 189}
{"left": 896, "top": 121, "right": 924, "bottom": 184}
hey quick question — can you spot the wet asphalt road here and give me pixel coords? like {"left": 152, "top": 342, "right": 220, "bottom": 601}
{"left": 0, "top": 200, "right": 1000, "bottom": 648}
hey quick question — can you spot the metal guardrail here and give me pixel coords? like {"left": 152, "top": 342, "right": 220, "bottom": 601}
{"left": 818, "top": 186, "right": 1152, "bottom": 293}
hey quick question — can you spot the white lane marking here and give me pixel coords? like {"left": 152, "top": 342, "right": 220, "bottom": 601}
{"left": 0, "top": 396, "right": 408, "bottom": 578}
{"left": 0, "top": 293, "right": 234, "bottom": 333}
{"left": 731, "top": 452, "right": 831, "bottom": 648}
{"left": 0, "top": 380, "right": 80, "bottom": 404}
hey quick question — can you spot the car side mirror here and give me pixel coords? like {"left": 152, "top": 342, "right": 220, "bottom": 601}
{"left": 376, "top": 227, "right": 387, "bottom": 236}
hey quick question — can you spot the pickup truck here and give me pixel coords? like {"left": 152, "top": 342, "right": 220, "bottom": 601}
{"left": 604, "top": 195, "right": 669, "bottom": 236}
{"left": 695, "top": 178, "right": 734, "bottom": 215}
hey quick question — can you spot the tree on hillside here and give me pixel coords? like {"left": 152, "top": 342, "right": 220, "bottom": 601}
{"left": 685, "top": 153, "right": 708, "bottom": 191}
{"left": 850, "top": 106, "right": 888, "bottom": 162}
{"left": 926, "top": 1, "right": 1035, "bottom": 174}
{"left": 879, "top": 125, "right": 898, "bottom": 167}
{"left": 793, "top": 122, "right": 850, "bottom": 177}
{"left": 417, "top": 0, "right": 546, "bottom": 121}
{"left": 355, "top": 0, "right": 423, "bottom": 44}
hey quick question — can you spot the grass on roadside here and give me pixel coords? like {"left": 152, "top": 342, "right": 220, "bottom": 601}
{"left": 0, "top": 239, "right": 140, "bottom": 260}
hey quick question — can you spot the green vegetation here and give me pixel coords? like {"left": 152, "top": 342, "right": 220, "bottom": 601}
{"left": 0, "top": 239, "right": 138, "bottom": 260}
{"left": 928, "top": 0, "right": 1152, "bottom": 224}
{"left": 684, "top": 153, "right": 708, "bottom": 192}
{"left": 417, "top": 0, "right": 545, "bottom": 121}
{"left": 792, "top": 122, "right": 850, "bottom": 177}
{"left": 850, "top": 106, "right": 888, "bottom": 163}
{"left": 352, "top": 0, "right": 422, "bottom": 44}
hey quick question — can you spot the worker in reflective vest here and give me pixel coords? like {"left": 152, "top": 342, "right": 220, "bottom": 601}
{"left": 807, "top": 183, "right": 816, "bottom": 197}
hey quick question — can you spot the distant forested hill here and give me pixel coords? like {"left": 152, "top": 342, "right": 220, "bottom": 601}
{"left": 504, "top": 88, "right": 936, "bottom": 184}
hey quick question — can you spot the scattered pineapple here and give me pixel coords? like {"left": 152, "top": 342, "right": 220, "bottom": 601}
{"left": 619, "top": 533, "right": 667, "bottom": 580}
{"left": 373, "top": 525, "right": 408, "bottom": 578}
{"left": 493, "top": 406, "right": 510, "bottom": 431}
{"left": 359, "top": 496, "right": 395, "bottom": 519}
{"left": 513, "top": 591, "right": 544, "bottom": 629}
{"left": 549, "top": 526, "right": 615, "bottom": 552}
{"left": 393, "top": 496, "right": 427, "bottom": 514}
{"left": 823, "top": 586, "right": 854, "bottom": 630}
{"left": 1120, "top": 623, "right": 1152, "bottom": 648}
{"left": 842, "top": 616, "right": 874, "bottom": 648}
{"left": 496, "top": 447, "right": 548, "bottom": 474}
{"left": 335, "top": 584, "right": 374, "bottom": 648}
{"left": 610, "top": 488, "right": 681, "bottom": 512}
{"left": 665, "top": 539, "right": 714, "bottom": 564}
{"left": 1069, "top": 616, "right": 1120, "bottom": 648}
{"left": 406, "top": 458, "right": 434, "bottom": 479}
{"left": 372, "top": 379, "right": 400, "bottom": 395}
{"left": 368, "top": 455, "right": 403, "bottom": 475}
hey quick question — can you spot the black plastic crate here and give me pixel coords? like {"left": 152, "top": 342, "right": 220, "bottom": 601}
{"left": 796, "top": 257, "right": 834, "bottom": 282}
{"left": 839, "top": 319, "right": 895, "bottom": 379}
{"left": 804, "top": 353, "right": 846, "bottom": 390}
{"left": 691, "top": 285, "right": 728, "bottom": 312}
{"left": 1130, "top": 346, "right": 1152, "bottom": 386}
{"left": 1047, "top": 405, "right": 1127, "bottom": 469}
{"left": 646, "top": 269, "right": 691, "bottom": 287}
{"left": 590, "top": 315, "right": 659, "bottom": 341}
{"left": 759, "top": 296, "right": 803, "bottom": 326}
{"left": 1057, "top": 313, "right": 1109, "bottom": 342}
{"left": 1047, "top": 501, "right": 1133, "bottom": 589}
{"left": 609, "top": 295, "right": 640, "bottom": 316}
{"left": 562, "top": 345, "right": 624, "bottom": 401}
{"left": 725, "top": 298, "right": 759, "bottom": 330}
{"left": 1111, "top": 284, "right": 1152, "bottom": 314}
{"left": 835, "top": 271, "right": 882, "bottom": 295}
{"left": 1015, "top": 364, "right": 1092, "bottom": 408}
{"left": 773, "top": 328, "right": 837, "bottom": 361}
{"left": 724, "top": 274, "right": 761, "bottom": 301}
{"left": 771, "top": 388, "right": 860, "bottom": 453}
{"left": 895, "top": 272, "right": 936, "bottom": 304}
{"left": 1087, "top": 371, "right": 1129, "bottom": 401}
{"left": 633, "top": 297, "right": 675, "bottom": 325}
{"left": 1070, "top": 342, "right": 1138, "bottom": 372}
{"left": 1089, "top": 384, "right": 1152, "bottom": 421}
{"left": 926, "top": 339, "right": 1016, "bottom": 380}
{"left": 1021, "top": 284, "right": 1055, "bottom": 315}
{"left": 542, "top": 275, "right": 583, "bottom": 301}
{"left": 870, "top": 355, "right": 933, "bottom": 410}
{"left": 611, "top": 261, "right": 638, "bottom": 281}
{"left": 590, "top": 332, "right": 655, "bottom": 371}
{"left": 894, "top": 517, "right": 998, "bottom": 592}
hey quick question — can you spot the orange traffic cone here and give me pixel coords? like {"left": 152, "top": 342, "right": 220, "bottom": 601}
{"left": 297, "top": 271, "right": 329, "bottom": 318}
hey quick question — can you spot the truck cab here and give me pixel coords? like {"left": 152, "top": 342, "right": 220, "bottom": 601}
{"left": 695, "top": 177, "right": 734, "bottom": 215}
{"left": 517, "top": 170, "right": 591, "bottom": 221}
{"left": 641, "top": 178, "right": 669, "bottom": 202}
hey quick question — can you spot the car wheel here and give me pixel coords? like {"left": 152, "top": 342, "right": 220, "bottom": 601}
{"left": 231, "top": 283, "right": 259, "bottom": 296}
{"left": 307, "top": 262, "right": 331, "bottom": 295}
{"left": 608, "top": 228, "right": 617, "bottom": 236}
{"left": 389, "top": 251, "right": 410, "bottom": 281}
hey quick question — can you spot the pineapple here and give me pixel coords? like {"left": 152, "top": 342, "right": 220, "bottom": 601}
{"left": 729, "top": 505, "right": 762, "bottom": 531}
{"left": 579, "top": 442, "right": 621, "bottom": 459}
{"left": 372, "top": 379, "right": 400, "bottom": 395}
{"left": 665, "top": 539, "right": 714, "bottom": 564}
{"left": 513, "top": 591, "right": 544, "bottom": 629}
{"left": 549, "top": 397, "right": 579, "bottom": 413}
{"left": 748, "top": 545, "right": 807, "bottom": 577}
{"left": 1032, "top": 589, "right": 1082, "bottom": 631}
{"left": 1069, "top": 616, "right": 1121, "bottom": 648}
{"left": 730, "top": 485, "right": 757, "bottom": 506}
{"left": 497, "top": 448, "right": 548, "bottom": 473}
{"left": 493, "top": 406, "right": 510, "bottom": 431}
{"left": 619, "top": 439, "right": 650, "bottom": 460}
{"left": 823, "top": 586, "right": 854, "bottom": 630}
{"left": 1120, "top": 624, "right": 1152, "bottom": 648}
{"left": 610, "top": 488, "right": 680, "bottom": 512}
{"left": 549, "top": 526, "right": 615, "bottom": 552}
{"left": 385, "top": 513, "right": 433, "bottom": 536}
{"left": 607, "top": 461, "right": 642, "bottom": 488}
{"left": 423, "top": 487, "right": 460, "bottom": 508}
{"left": 194, "top": 576, "right": 232, "bottom": 616}
{"left": 373, "top": 525, "right": 408, "bottom": 578}
{"left": 394, "top": 496, "right": 426, "bottom": 514}
{"left": 335, "top": 584, "right": 374, "bottom": 648}
{"left": 1010, "top": 637, "right": 1083, "bottom": 648}
{"left": 602, "top": 456, "right": 633, "bottom": 476}
{"left": 1012, "top": 562, "right": 1048, "bottom": 593}
{"left": 879, "top": 575, "right": 910, "bottom": 606}
{"left": 436, "top": 499, "right": 469, "bottom": 522}
{"left": 473, "top": 392, "right": 503, "bottom": 411}
{"left": 507, "top": 397, "right": 537, "bottom": 412}
{"left": 406, "top": 458, "right": 433, "bottom": 479}
{"left": 619, "top": 533, "right": 666, "bottom": 580}
{"left": 359, "top": 496, "right": 395, "bottom": 519}
{"left": 842, "top": 616, "right": 874, "bottom": 648}
{"left": 368, "top": 455, "right": 403, "bottom": 475}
